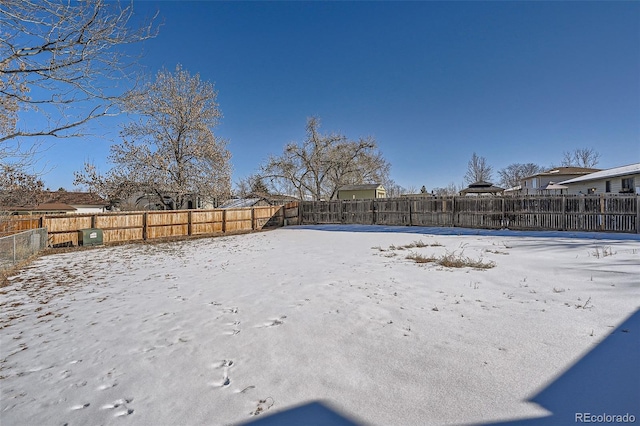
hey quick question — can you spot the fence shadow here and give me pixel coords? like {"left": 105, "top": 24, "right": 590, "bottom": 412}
{"left": 237, "top": 400, "right": 364, "bottom": 426}
{"left": 486, "top": 308, "right": 640, "bottom": 425}
{"left": 288, "top": 224, "right": 640, "bottom": 241}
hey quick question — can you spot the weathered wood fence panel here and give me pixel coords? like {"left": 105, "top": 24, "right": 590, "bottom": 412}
{"left": 283, "top": 202, "right": 301, "bottom": 226}
{"left": 4, "top": 204, "right": 294, "bottom": 247}
{"left": 300, "top": 195, "right": 639, "bottom": 233}
{"left": 374, "top": 199, "right": 411, "bottom": 226}
{"left": 409, "top": 198, "right": 454, "bottom": 227}
{"left": 0, "top": 217, "right": 41, "bottom": 237}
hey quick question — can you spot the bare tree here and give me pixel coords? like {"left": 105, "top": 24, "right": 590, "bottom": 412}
{"left": 75, "top": 65, "right": 232, "bottom": 209}
{"left": 432, "top": 182, "right": 460, "bottom": 196}
{"left": 1, "top": 0, "right": 157, "bottom": 143}
{"left": 260, "top": 117, "right": 390, "bottom": 201}
{"left": 464, "top": 153, "right": 493, "bottom": 184}
{"left": 234, "top": 174, "right": 270, "bottom": 198}
{"left": 497, "top": 163, "right": 545, "bottom": 189}
{"left": 0, "top": 163, "right": 44, "bottom": 208}
{"left": 381, "top": 179, "right": 408, "bottom": 198}
{"left": 561, "top": 148, "right": 601, "bottom": 168}
{"left": 1, "top": 0, "right": 157, "bottom": 212}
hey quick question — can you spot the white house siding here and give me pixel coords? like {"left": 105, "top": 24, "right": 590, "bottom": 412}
{"left": 522, "top": 175, "right": 574, "bottom": 194}
{"left": 71, "top": 206, "right": 106, "bottom": 214}
{"left": 563, "top": 173, "right": 640, "bottom": 195}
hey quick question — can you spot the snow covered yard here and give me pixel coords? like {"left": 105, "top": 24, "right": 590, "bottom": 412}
{"left": 1, "top": 225, "right": 639, "bottom": 426}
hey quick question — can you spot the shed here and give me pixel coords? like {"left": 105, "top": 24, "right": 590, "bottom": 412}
{"left": 336, "top": 184, "right": 386, "bottom": 200}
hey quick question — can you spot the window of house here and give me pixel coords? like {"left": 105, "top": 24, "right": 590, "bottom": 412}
{"left": 605, "top": 180, "right": 611, "bottom": 193}
{"left": 621, "top": 177, "right": 635, "bottom": 193}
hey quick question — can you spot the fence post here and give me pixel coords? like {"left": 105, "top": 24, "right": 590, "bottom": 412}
{"left": 251, "top": 207, "right": 255, "bottom": 230}
{"left": 600, "top": 194, "right": 605, "bottom": 231}
{"left": 636, "top": 195, "right": 639, "bottom": 234}
{"left": 298, "top": 202, "right": 303, "bottom": 225}
{"left": 452, "top": 196, "right": 457, "bottom": 228}
{"left": 561, "top": 196, "right": 566, "bottom": 231}
{"left": 188, "top": 210, "right": 193, "bottom": 236}
{"left": 371, "top": 200, "right": 376, "bottom": 225}
{"left": 501, "top": 197, "right": 505, "bottom": 228}
{"left": 143, "top": 212, "right": 148, "bottom": 240}
{"left": 222, "top": 209, "right": 227, "bottom": 233}
{"left": 91, "top": 214, "right": 96, "bottom": 229}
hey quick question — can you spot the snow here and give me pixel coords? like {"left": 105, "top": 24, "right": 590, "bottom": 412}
{"left": 1, "top": 225, "right": 639, "bottom": 425}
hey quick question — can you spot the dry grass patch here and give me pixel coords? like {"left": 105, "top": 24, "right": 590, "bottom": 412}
{"left": 406, "top": 250, "right": 496, "bottom": 269}
{"left": 405, "top": 252, "right": 438, "bottom": 263}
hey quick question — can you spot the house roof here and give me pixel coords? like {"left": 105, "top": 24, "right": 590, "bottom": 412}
{"left": 44, "top": 191, "right": 108, "bottom": 206}
{"left": 218, "top": 198, "right": 266, "bottom": 209}
{"left": 523, "top": 167, "right": 600, "bottom": 180}
{"left": 338, "top": 184, "right": 384, "bottom": 191}
{"left": 559, "top": 163, "right": 640, "bottom": 185}
{"left": 6, "top": 203, "right": 77, "bottom": 212}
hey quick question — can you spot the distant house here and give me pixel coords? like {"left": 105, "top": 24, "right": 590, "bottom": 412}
{"left": 336, "top": 184, "right": 386, "bottom": 200}
{"left": 218, "top": 194, "right": 299, "bottom": 209}
{"left": 519, "top": 167, "right": 600, "bottom": 195}
{"left": 44, "top": 190, "right": 109, "bottom": 213}
{"left": 558, "top": 163, "right": 640, "bottom": 195}
{"left": 459, "top": 181, "right": 504, "bottom": 196}
{"left": 1, "top": 191, "right": 108, "bottom": 215}
{"left": 115, "top": 192, "right": 222, "bottom": 211}
{"left": 218, "top": 198, "right": 271, "bottom": 209}
{"left": 4, "top": 203, "right": 78, "bottom": 215}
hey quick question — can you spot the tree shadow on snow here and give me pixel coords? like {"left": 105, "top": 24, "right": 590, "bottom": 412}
{"left": 288, "top": 224, "right": 640, "bottom": 242}
{"left": 485, "top": 308, "right": 640, "bottom": 425}
{"left": 237, "top": 400, "right": 364, "bottom": 426}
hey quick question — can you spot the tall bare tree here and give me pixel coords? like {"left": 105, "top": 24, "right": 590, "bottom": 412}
{"left": 260, "top": 117, "right": 390, "bottom": 201}
{"left": 561, "top": 148, "right": 601, "bottom": 168}
{"left": 497, "top": 163, "right": 545, "bottom": 189}
{"left": 1, "top": 0, "right": 157, "bottom": 209}
{"left": 1, "top": 0, "right": 157, "bottom": 143}
{"left": 432, "top": 182, "right": 460, "bottom": 196}
{"left": 75, "top": 65, "right": 232, "bottom": 209}
{"left": 464, "top": 152, "right": 493, "bottom": 184}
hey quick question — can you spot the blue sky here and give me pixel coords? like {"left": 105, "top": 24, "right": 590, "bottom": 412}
{"left": 34, "top": 1, "right": 640, "bottom": 192}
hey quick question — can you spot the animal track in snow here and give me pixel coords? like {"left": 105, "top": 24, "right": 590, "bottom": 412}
{"left": 70, "top": 402, "right": 90, "bottom": 410}
{"left": 101, "top": 398, "right": 134, "bottom": 416}
{"left": 97, "top": 382, "right": 118, "bottom": 391}
{"left": 262, "top": 315, "right": 286, "bottom": 327}
{"left": 210, "top": 359, "right": 234, "bottom": 388}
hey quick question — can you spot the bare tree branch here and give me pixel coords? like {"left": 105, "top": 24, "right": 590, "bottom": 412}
{"left": 260, "top": 117, "right": 390, "bottom": 201}
{"left": 1, "top": 0, "right": 158, "bottom": 142}
{"left": 561, "top": 148, "right": 601, "bottom": 168}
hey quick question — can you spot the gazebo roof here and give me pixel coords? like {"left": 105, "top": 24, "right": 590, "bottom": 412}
{"left": 460, "top": 181, "right": 504, "bottom": 195}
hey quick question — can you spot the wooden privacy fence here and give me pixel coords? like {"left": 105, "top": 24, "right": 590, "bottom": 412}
{"left": 301, "top": 195, "right": 640, "bottom": 233}
{"left": 2, "top": 202, "right": 301, "bottom": 247}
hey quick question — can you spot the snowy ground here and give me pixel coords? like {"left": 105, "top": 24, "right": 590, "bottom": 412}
{"left": 1, "top": 225, "right": 639, "bottom": 426}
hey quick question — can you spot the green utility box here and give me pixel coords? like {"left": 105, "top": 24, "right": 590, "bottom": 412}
{"left": 78, "top": 228, "right": 103, "bottom": 246}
